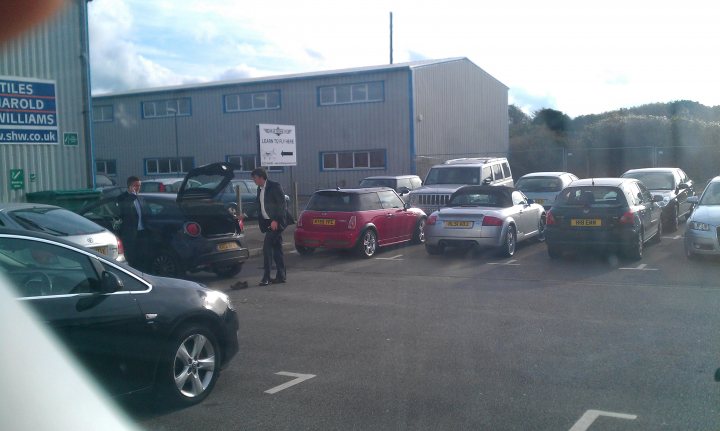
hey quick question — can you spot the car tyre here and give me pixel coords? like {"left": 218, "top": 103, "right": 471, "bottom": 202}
{"left": 499, "top": 225, "right": 516, "bottom": 257}
{"left": 296, "top": 245, "right": 315, "bottom": 255}
{"left": 356, "top": 229, "right": 378, "bottom": 258}
{"left": 425, "top": 243, "right": 445, "bottom": 255}
{"left": 412, "top": 217, "right": 426, "bottom": 244}
{"left": 625, "top": 231, "right": 643, "bottom": 261}
{"left": 667, "top": 204, "right": 679, "bottom": 232}
{"left": 150, "top": 250, "right": 184, "bottom": 277}
{"left": 213, "top": 262, "right": 243, "bottom": 278}
{"left": 159, "top": 324, "right": 220, "bottom": 407}
{"left": 536, "top": 214, "right": 547, "bottom": 243}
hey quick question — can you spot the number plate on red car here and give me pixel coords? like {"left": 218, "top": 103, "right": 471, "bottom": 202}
{"left": 313, "top": 218, "right": 336, "bottom": 226}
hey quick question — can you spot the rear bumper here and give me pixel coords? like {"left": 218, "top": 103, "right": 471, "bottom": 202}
{"left": 174, "top": 235, "right": 249, "bottom": 270}
{"left": 546, "top": 226, "right": 638, "bottom": 251}
{"left": 294, "top": 228, "right": 359, "bottom": 249}
{"left": 424, "top": 225, "right": 502, "bottom": 248}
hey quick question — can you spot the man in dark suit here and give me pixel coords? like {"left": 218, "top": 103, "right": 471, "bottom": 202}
{"left": 251, "top": 168, "right": 287, "bottom": 286}
{"left": 116, "top": 175, "right": 146, "bottom": 268}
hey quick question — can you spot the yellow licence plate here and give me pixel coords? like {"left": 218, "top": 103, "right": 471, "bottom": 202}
{"left": 445, "top": 221, "right": 473, "bottom": 228}
{"left": 92, "top": 246, "right": 109, "bottom": 255}
{"left": 534, "top": 199, "right": 546, "bottom": 204}
{"left": 571, "top": 219, "right": 602, "bottom": 227}
{"left": 313, "top": 218, "right": 336, "bottom": 226}
{"left": 217, "top": 242, "right": 240, "bottom": 251}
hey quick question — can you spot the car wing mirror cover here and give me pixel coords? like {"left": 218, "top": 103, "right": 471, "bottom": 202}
{"left": 100, "top": 271, "right": 124, "bottom": 293}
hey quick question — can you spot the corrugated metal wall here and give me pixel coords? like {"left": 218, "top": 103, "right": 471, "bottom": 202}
{"left": 0, "top": 0, "right": 90, "bottom": 202}
{"left": 94, "top": 69, "right": 413, "bottom": 195}
{"left": 412, "top": 59, "right": 509, "bottom": 179}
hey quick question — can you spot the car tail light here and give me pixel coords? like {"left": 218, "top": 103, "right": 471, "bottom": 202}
{"left": 297, "top": 213, "right": 303, "bottom": 227}
{"left": 348, "top": 215, "right": 357, "bottom": 229}
{"left": 426, "top": 214, "right": 437, "bottom": 225}
{"left": 116, "top": 236, "right": 124, "bottom": 255}
{"left": 158, "top": 183, "right": 166, "bottom": 192}
{"left": 619, "top": 211, "right": 635, "bottom": 224}
{"left": 237, "top": 217, "right": 244, "bottom": 233}
{"left": 546, "top": 210, "right": 556, "bottom": 225}
{"left": 482, "top": 216, "right": 503, "bottom": 226}
{"left": 184, "top": 221, "right": 202, "bottom": 237}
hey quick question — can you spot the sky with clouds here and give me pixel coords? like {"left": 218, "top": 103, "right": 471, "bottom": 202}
{"left": 87, "top": 0, "right": 720, "bottom": 118}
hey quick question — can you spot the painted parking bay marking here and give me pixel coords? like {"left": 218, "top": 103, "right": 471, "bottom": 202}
{"left": 488, "top": 259, "right": 520, "bottom": 266}
{"left": 569, "top": 409, "right": 637, "bottom": 430}
{"left": 376, "top": 254, "right": 403, "bottom": 261}
{"left": 619, "top": 263, "right": 658, "bottom": 271}
{"left": 265, "top": 372, "right": 316, "bottom": 394}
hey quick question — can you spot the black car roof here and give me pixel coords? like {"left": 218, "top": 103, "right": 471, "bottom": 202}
{"left": 451, "top": 185, "right": 515, "bottom": 198}
{"left": 315, "top": 187, "right": 396, "bottom": 194}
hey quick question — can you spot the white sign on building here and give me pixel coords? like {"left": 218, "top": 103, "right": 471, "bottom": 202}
{"left": 257, "top": 124, "right": 296, "bottom": 166}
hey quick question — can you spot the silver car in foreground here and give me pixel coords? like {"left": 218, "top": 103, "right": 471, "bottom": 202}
{"left": 0, "top": 203, "right": 124, "bottom": 261}
{"left": 423, "top": 186, "right": 546, "bottom": 257}
{"left": 684, "top": 176, "right": 720, "bottom": 259}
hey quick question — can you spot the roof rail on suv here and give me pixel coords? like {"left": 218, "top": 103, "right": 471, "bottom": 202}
{"left": 443, "top": 157, "right": 498, "bottom": 165}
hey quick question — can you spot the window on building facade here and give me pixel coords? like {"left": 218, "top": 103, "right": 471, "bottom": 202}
{"left": 226, "top": 154, "right": 284, "bottom": 172}
{"left": 224, "top": 91, "right": 280, "bottom": 112}
{"left": 95, "top": 159, "right": 116, "bottom": 175}
{"left": 321, "top": 150, "right": 386, "bottom": 170}
{"left": 92, "top": 105, "right": 114, "bottom": 122}
{"left": 142, "top": 98, "right": 191, "bottom": 118}
{"left": 318, "top": 81, "right": 384, "bottom": 106}
{"left": 145, "top": 157, "right": 194, "bottom": 175}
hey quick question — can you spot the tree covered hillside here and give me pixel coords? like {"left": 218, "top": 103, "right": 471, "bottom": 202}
{"left": 509, "top": 100, "right": 720, "bottom": 183}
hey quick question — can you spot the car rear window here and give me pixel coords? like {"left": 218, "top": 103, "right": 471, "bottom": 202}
{"left": 9, "top": 207, "right": 104, "bottom": 236}
{"left": 622, "top": 172, "right": 675, "bottom": 190}
{"left": 307, "top": 191, "right": 383, "bottom": 211}
{"left": 359, "top": 178, "right": 395, "bottom": 188}
{"left": 555, "top": 186, "right": 627, "bottom": 207}
{"left": 515, "top": 177, "right": 563, "bottom": 192}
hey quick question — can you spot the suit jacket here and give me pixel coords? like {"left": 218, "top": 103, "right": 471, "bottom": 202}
{"left": 256, "top": 179, "right": 287, "bottom": 233}
{"left": 116, "top": 191, "right": 141, "bottom": 239}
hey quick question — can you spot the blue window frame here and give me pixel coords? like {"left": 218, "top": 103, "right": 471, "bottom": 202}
{"left": 142, "top": 98, "right": 191, "bottom": 119}
{"left": 318, "top": 81, "right": 384, "bottom": 106}
{"left": 224, "top": 91, "right": 281, "bottom": 112}
{"left": 320, "top": 149, "right": 386, "bottom": 171}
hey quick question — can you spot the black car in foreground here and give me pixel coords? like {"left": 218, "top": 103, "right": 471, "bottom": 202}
{"left": 80, "top": 163, "right": 250, "bottom": 278}
{"left": 545, "top": 178, "right": 663, "bottom": 260}
{"left": 0, "top": 228, "right": 239, "bottom": 406}
{"left": 620, "top": 167, "right": 695, "bottom": 232}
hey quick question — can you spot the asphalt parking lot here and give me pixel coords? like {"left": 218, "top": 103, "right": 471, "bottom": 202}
{"left": 129, "top": 223, "right": 720, "bottom": 430}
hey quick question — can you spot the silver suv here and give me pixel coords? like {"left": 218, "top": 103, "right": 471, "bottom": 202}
{"left": 407, "top": 157, "right": 513, "bottom": 215}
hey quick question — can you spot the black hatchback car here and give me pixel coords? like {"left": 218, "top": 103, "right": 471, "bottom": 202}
{"left": 620, "top": 167, "right": 695, "bottom": 232}
{"left": 545, "top": 178, "right": 663, "bottom": 260}
{"left": 80, "top": 162, "right": 249, "bottom": 278}
{"left": 0, "top": 228, "right": 239, "bottom": 406}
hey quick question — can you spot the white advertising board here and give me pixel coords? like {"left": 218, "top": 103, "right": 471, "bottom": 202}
{"left": 257, "top": 124, "right": 296, "bottom": 166}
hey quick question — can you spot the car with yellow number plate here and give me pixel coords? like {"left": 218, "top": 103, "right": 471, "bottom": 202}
{"left": 423, "top": 186, "right": 546, "bottom": 257}
{"left": 294, "top": 188, "right": 426, "bottom": 258}
{"left": 545, "top": 178, "right": 663, "bottom": 260}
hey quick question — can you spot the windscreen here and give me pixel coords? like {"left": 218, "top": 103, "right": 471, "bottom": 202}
{"left": 9, "top": 207, "right": 104, "bottom": 236}
{"left": 699, "top": 182, "right": 720, "bottom": 205}
{"left": 622, "top": 172, "right": 675, "bottom": 190}
{"left": 555, "top": 186, "right": 627, "bottom": 207}
{"left": 424, "top": 167, "right": 480, "bottom": 185}
{"left": 359, "top": 179, "right": 394, "bottom": 188}
{"left": 515, "top": 177, "right": 563, "bottom": 193}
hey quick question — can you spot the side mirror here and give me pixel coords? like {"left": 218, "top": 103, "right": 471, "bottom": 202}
{"left": 677, "top": 183, "right": 689, "bottom": 190}
{"left": 482, "top": 178, "right": 492, "bottom": 185}
{"left": 100, "top": 271, "right": 123, "bottom": 294}
{"left": 687, "top": 196, "right": 699, "bottom": 204}
{"left": 403, "top": 201, "right": 411, "bottom": 210}
{"left": 526, "top": 198, "right": 534, "bottom": 205}
{"left": 397, "top": 186, "right": 410, "bottom": 196}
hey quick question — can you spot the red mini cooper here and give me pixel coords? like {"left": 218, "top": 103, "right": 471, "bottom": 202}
{"left": 294, "top": 188, "right": 427, "bottom": 258}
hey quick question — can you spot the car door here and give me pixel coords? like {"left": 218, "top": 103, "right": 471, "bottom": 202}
{"left": 636, "top": 182, "right": 660, "bottom": 238}
{"left": 512, "top": 191, "right": 537, "bottom": 237}
{"left": 0, "top": 236, "right": 152, "bottom": 396}
{"left": 377, "top": 190, "right": 410, "bottom": 243}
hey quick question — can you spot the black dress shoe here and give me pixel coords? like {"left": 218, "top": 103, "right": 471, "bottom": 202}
{"left": 271, "top": 277, "right": 286, "bottom": 284}
{"left": 259, "top": 278, "right": 270, "bottom": 286}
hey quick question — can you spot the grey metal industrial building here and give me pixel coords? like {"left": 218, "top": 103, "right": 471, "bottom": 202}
{"left": 92, "top": 57, "right": 508, "bottom": 195}
{"left": 0, "top": 0, "right": 93, "bottom": 203}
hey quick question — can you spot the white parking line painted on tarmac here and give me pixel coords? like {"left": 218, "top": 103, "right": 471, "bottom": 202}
{"left": 569, "top": 409, "right": 637, "bottom": 430}
{"left": 376, "top": 254, "right": 404, "bottom": 260}
{"left": 264, "top": 372, "right": 316, "bottom": 394}
{"left": 619, "top": 263, "right": 658, "bottom": 271}
{"left": 488, "top": 259, "right": 520, "bottom": 266}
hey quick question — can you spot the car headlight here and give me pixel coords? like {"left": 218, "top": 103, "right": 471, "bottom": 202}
{"left": 205, "top": 290, "right": 234, "bottom": 311}
{"left": 688, "top": 221, "right": 711, "bottom": 231}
